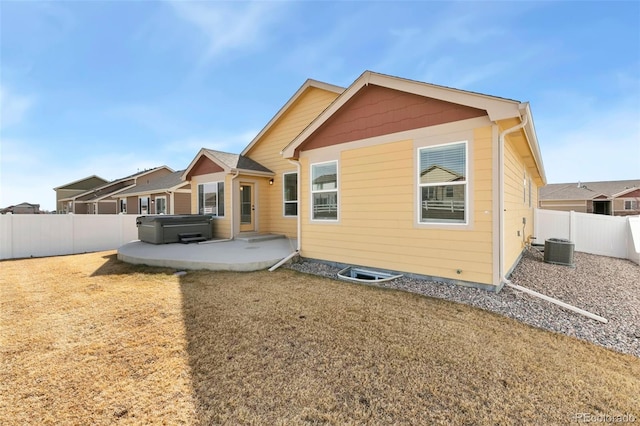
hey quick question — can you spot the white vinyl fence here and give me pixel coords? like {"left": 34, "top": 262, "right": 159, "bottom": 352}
{"left": 535, "top": 209, "right": 640, "bottom": 264}
{"left": 0, "top": 214, "right": 139, "bottom": 260}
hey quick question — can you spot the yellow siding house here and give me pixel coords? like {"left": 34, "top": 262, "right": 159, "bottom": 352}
{"left": 185, "top": 71, "right": 546, "bottom": 291}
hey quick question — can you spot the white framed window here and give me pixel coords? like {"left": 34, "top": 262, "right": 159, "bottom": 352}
{"left": 283, "top": 172, "right": 298, "bottom": 217}
{"left": 119, "top": 198, "right": 127, "bottom": 214}
{"left": 311, "top": 161, "right": 338, "bottom": 221}
{"left": 418, "top": 141, "right": 467, "bottom": 224}
{"left": 528, "top": 176, "right": 532, "bottom": 208}
{"left": 155, "top": 196, "right": 167, "bottom": 214}
{"left": 139, "top": 196, "right": 150, "bottom": 215}
{"left": 198, "top": 182, "right": 225, "bottom": 216}
{"left": 624, "top": 200, "right": 638, "bottom": 210}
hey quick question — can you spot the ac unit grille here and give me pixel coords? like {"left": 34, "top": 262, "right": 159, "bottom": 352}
{"left": 544, "top": 238, "right": 575, "bottom": 267}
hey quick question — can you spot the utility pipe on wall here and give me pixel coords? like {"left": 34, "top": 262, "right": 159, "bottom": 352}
{"left": 269, "top": 159, "right": 302, "bottom": 272}
{"left": 498, "top": 113, "right": 528, "bottom": 285}
{"left": 498, "top": 114, "right": 607, "bottom": 323}
{"left": 288, "top": 159, "right": 302, "bottom": 252}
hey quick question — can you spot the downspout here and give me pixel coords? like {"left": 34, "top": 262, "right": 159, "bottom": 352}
{"left": 498, "top": 113, "right": 607, "bottom": 323}
{"left": 269, "top": 158, "right": 301, "bottom": 272}
{"left": 288, "top": 159, "right": 302, "bottom": 252}
{"left": 229, "top": 170, "right": 240, "bottom": 240}
{"left": 498, "top": 114, "right": 528, "bottom": 285}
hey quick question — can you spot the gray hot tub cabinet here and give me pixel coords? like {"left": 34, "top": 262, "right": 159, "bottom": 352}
{"left": 136, "top": 215, "right": 213, "bottom": 244}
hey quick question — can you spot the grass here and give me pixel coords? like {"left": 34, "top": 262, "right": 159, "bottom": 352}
{"left": 1, "top": 251, "right": 639, "bottom": 425}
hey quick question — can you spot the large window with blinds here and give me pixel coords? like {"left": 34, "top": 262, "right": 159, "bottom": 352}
{"left": 418, "top": 141, "right": 467, "bottom": 224}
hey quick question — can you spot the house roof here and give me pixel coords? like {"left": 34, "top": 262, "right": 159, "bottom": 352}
{"left": 182, "top": 148, "right": 273, "bottom": 180}
{"left": 241, "top": 79, "right": 345, "bottom": 156}
{"left": 53, "top": 175, "right": 109, "bottom": 190}
{"left": 115, "top": 170, "right": 189, "bottom": 197}
{"left": 281, "top": 70, "right": 546, "bottom": 184}
{"left": 540, "top": 179, "right": 640, "bottom": 200}
{"left": 60, "top": 166, "right": 174, "bottom": 202}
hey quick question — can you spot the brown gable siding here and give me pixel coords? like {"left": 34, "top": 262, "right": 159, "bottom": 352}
{"left": 619, "top": 188, "right": 640, "bottom": 198}
{"left": 297, "top": 84, "right": 487, "bottom": 155}
{"left": 187, "top": 156, "right": 224, "bottom": 180}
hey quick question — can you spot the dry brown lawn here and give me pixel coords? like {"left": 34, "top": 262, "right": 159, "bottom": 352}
{"left": 1, "top": 251, "right": 639, "bottom": 425}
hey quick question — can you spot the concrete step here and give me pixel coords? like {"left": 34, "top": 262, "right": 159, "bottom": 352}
{"left": 235, "top": 233, "right": 285, "bottom": 243}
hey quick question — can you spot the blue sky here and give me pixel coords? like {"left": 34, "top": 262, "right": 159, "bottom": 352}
{"left": 1, "top": 1, "right": 638, "bottom": 211}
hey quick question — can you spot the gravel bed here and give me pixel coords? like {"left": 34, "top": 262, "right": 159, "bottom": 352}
{"left": 287, "top": 249, "right": 640, "bottom": 357}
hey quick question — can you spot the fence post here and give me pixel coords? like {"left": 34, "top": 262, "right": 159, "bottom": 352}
{"left": 569, "top": 210, "right": 576, "bottom": 242}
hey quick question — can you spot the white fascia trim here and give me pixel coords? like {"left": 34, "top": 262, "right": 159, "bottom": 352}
{"left": 241, "top": 79, "right": 345, "bottom": 156}
{"left": 518, "top": 103, "right": 547, "bottom": 185}
{"left": 282, "top": 70, "right": 523, "bottom": 158}
{"left": 231, "top": 168, "right": 275, "bottom": 178}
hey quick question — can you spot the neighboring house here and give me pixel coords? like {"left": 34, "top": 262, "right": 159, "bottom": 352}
{"left": 53, "top": 175, "right": 109, "bottom": 214}
{"left": 112, "top": 170, "right": 192, "bottom": 215}
{"left": 59, "top": 167, "right": 174, "bottom": 214}
{"left": 1, "top": 202, "right": 40, "bottom": 214}
{"left": 539, "top": 180, "right": 640, "bottom": 216}
{"left": 185, "top": 71, "right": 546, "bottom": 291}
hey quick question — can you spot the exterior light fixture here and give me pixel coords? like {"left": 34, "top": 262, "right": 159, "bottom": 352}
{"left": 269, "top": 178, "right": 274, "bottom": 185}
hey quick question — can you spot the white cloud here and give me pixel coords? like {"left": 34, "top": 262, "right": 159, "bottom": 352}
{"left": 0, "top": 86, "right": 33, "bottom": 129}
{"left": 167, "top": 1, "right": 287, "bottom": 64}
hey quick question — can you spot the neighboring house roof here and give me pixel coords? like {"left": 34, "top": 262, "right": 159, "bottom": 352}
{"left": 241, "top": 79, "right": 345, "bottom": 156}
{"left": 115, "top": 170, "right": 189, "bottom": 197}
{"left": 182, "top": 148, "right": 274, "bottom": 180}
{"left": 540, "top": 179, "right": 640, "bottom": 201}
{"left": 53, "top": 175, "right": 108, "bottom": 191}
{"left": 281, "top": 70, "right": 546, "bottom": 184}
{"left": 60, "top": 166, "right": 174, "bottom": 202}
{"left": 420, "top": 165, "right": 464, "bottom": 183}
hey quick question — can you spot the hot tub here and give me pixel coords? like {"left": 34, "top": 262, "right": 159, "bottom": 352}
{"left": 136, "top": 215, "right": 213, "bottom": 244}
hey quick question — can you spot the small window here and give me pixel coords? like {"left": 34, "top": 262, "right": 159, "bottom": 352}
{"left": 283, "top": 172, "right": 298, "bottom": 216}
{"left": 418, "top": 142, "right": 467, "bottom": 224}
{"left": 625, "top": 200, "right": 638, "bottom": 210}
{"left": 119, "top": 199, "right": 127, "bottom": 214}
{"left": 311, "top": 161, "right": 338, "bottom": 221}
{"left": 528, "top": 177, "right": 532, "bottom": 208}
{"left": 445, "top": 186, "right": 454, "bottom": 198}
{"left": 198, "top": 182, "right": 225, "bottom": 216}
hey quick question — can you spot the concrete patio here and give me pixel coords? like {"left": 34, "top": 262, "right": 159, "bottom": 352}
{"left": 117, "top": 234, "right": 297, "bottom": 272}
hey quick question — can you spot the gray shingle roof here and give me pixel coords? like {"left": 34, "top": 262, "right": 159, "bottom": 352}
{"left": 540, "top": 179, "right": 640, "bottom": 200}
{"left": 205, "top": 149, "right": 273, "bottom": 174}
{"left": 117, "top": 171, "right": 188, "bottom": 196}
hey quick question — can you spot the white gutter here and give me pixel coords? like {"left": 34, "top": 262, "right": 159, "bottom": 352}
{"left": 269, "top": 159, "right": 302, "bottom": 272}
{"left": 498, "top": 113, "right": 607, "bottom": 323}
